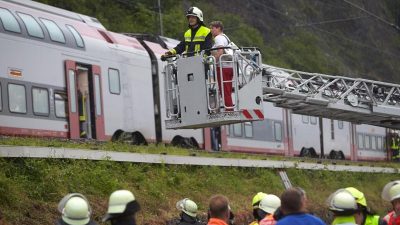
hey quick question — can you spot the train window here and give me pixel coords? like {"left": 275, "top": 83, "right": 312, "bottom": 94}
{"left": 310, "top": 116, "right": 317, "bottom": 125}
{"left": 365, "top": 135, "right": 371, "bottom": 149}
{"left": 55, "top": 93, "right": 67, "bottom": 118}
{"left": 94, "top": 74, "right": 102, "bottom": 116}
{"left": 274, "top": 122, "right": 282, "bottom": 141}
{"left": 357, "top": 134, "right": 364, "bottom": 149}
{"left": 338, "top": 120, "right": 344, "bottom": 129}
{"left": 40, "top": 18, "right": 65, "bottom": 43}
{"left": 68, "top": 70, "right": 77, "bottom": 113}
{"left": 371, "top": 136, "right": 376, "bottom": 150}
{"left": 17, "top": 13, "right": 44, "bottom": 38}
{"left": 32, "top": 87, "right": 49, "bottom": 116}
{"left": 225, "top": 125, "right": 230, "bottom": 136}
{"left": 8, "top": 83, "right": 26, "bottom": 113}
{"left": 377, "top": 136, "right": 383, "bottom": 150}
{"left": 233, "top": 123, "right": 242, "bottom": 137}
{"left": 244, "top": 122, "right": 253, "bottom": 138}
{"left": 108, "top": 68, "right": 120, "bottom": 94}
{"left": 66, "top": 25, "right": 84, "bottom": 48}
{"left": 302, "top": 115, "right": 309, "bottom": 124}
{"left": 0, "top": 8, "right": 21, "bottom": 33}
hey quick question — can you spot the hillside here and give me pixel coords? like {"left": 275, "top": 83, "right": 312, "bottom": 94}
{"left": 36, "top": 0, "right": 400, "bottom": 82}
{"left": 0, "top": 157, "right": 398, "bottom": 225}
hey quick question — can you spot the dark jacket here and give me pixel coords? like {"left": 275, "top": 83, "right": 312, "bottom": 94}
{"left": 178, "top": 212, "right": 205, "bottom": 225}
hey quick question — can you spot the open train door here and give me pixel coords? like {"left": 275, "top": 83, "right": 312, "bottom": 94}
{"left": 65, "top": 60, "right": 80, "bottom": 139}
{"left": 65, "top": 60, "right": 106, "bottom": 140}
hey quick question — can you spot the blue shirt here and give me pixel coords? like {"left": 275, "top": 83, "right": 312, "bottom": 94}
{"left": 276, "top": 213, "right": 326, "bottom": 225}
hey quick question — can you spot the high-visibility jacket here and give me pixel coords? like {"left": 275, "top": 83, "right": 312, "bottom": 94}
{"left": 170, "top": 25, "right": 212, "bottom": 56}
{"left": 391, "top": 137, "right": 399, "bottom": 150}
{"left": 249, "top": 221, "right": 259, "bottom": 225}
{"left": 332, "top": 216, "right": 357, "bottom": 225}
{"left": 364, "top": 214, "right": 381, "bottom": 225}
{"left": 384, "top": 211, "right": 400, "bottom": 225}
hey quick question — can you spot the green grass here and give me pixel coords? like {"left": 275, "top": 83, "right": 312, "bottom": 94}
{"left": 0, "top": 158, "right": 396, "bottom": 225}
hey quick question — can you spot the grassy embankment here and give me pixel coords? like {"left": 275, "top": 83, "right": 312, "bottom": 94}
{"left": 0, "top": 137, "right": 399, "bottom": 225}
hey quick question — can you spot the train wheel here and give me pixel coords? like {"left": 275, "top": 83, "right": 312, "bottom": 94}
{"left": 131, "top": 131, "right": 147, "bottom": 145}
{"left": 111, "top": 130, "right": 124, "bottom": 142}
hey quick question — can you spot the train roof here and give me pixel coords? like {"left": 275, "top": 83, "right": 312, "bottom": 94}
{"left": 6, "top": 0, "right": 105, "bottom": 29}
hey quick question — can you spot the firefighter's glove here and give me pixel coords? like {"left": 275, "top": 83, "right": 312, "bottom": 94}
{"left": 161, "top": 51, "right": 173, "bottom": 61}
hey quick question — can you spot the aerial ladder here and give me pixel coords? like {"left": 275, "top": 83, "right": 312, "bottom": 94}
{"left": 262, "top": 65, "right": 400, "bottom": 129}
{"left": 163, "top": 47, "right": 265, "bottom": 129}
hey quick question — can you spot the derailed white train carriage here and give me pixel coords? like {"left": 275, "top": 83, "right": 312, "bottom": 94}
{"left": 0, "top": 0, "right": 203, "bottom": 146}
{"left": 0, "top": 0, "right": 388, "bottom": 160}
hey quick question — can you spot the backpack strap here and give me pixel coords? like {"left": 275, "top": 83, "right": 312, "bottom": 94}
{"left": 222, "top": 34, "right": 231, "bottom": 44}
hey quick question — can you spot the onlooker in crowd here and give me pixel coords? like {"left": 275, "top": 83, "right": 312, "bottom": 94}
{"left": 103, "top": 190, "right": 140, "bottom": 225}
{"left": 382, "top": 181, "right": 400, "bottom": 225}
{"left": 327, "top": 189, "right": 363, "bottom": 225}
{"left": 208, "top": 194, "right": 231, "bottom": 225}
{"left": 249, "top": 192, "right": 268, "bottom": 225}
{"left": 176, "top": 198, "right": 204, "bottom": 225}
{"left": 345, "top": 187, "right": 386, "bottom": 225}
{"left": 259, "top": 194, "right": 281, "bottom": 225}
{"left": 276, "top": 187, "right": 326, "bottom": 225}
{"left": 210, "top": 20, "right": 234, "bottom": 110}
{"left": 56, "top": 193, "right": 98, "bottom": 225}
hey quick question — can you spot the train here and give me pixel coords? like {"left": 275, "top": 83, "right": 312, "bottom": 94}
{"left": 0, "top": 0, "right": 389, "bottom": 161}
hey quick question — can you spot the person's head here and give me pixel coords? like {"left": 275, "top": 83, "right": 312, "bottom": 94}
{"left": 251, "top": 192, "right": 268, "bottom": 221}
{"left": 209, "top": 194, "right": 230, "bottom": 222}
{"left": 210, "top": 21, "right": 224, "bottom": 38}
{"left": 328, "top": 189, "right": 363, "bottom": 225}
{"left": 382, "top": 180, "right": 400, "bottom": 215}
{"left": 103, "top": 190, "right": 140, "bottom": 223}
{"left": 176, "top": 198, "right": 198, "bottom": 218}
{"left": 186, "top": 7, "right": 203, "bottom": 27}
{"left": 259, "top": 194, "right": 281, "bottom": 215}
{"left": 62, "top": 197, "right": 91, "bottom": 225}
{"left": 280, "top": 188, "right": 306, "bottom": 215}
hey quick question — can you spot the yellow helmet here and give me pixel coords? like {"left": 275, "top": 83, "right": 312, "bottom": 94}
{"left": 252, "top": 192, "right": 267, "bottom": 208}
{"left": 345, "top": 187, "right": 367, "bottom": 207}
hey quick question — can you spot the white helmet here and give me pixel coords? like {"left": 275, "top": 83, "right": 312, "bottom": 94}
{"left": 327, "top": 189, "right": 358, "bottom": 212}
{"left": 382, "top": 180, "right": 400, "bottom": 202}
{"left": 62, "top": 197, "right": 90, "bottom": 225}
{"left": 103, "top": 190, "right": 140, "bottom": 222}
{"left": 176, "top": 198, "right": 198, "bottom": 217}
{"left": 259, "top": 194, "right": 281, "bottom": 214}
{"left": 186, "top": 7, "right": 203, "bottom": 22}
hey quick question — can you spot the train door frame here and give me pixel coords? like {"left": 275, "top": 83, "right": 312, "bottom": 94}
{"left": 65, "top": 60, "right": 105, "bottom": 140}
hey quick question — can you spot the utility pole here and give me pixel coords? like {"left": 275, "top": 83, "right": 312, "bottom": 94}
{"left": 157, "top": 0, "right": 164, "bottom": 36}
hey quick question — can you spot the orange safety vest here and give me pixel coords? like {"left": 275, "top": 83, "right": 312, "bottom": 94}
{"left": 259, "top": 214, "right": 277, "bottom": 225}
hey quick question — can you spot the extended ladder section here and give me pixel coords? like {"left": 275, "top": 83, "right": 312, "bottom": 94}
{"left": 164, "top": 48, "right": 264, "bottom": 129}
{"left": 262, "top": 65, "right": 400, "bottom": 129}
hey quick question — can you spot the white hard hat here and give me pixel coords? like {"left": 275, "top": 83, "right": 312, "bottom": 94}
{"left": 62, "top": 197, "right": 90, "bottom": 225}
{"left": 259, "top": 194, "right": 281, "bottom": 214}
{"left": 176, "top": 198, "right": 198, "bottom": 217}
{"left": 382, "top": 180, "right": 400, "bottom": 202}
{"left": 186, "top": 7, "right": 203, "bottom": 22}
{"left": 327, "top": 189, "right": 358, "bottom": 212}
{"left": 106, "top": 190, "right": 135, "bottom": 214}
